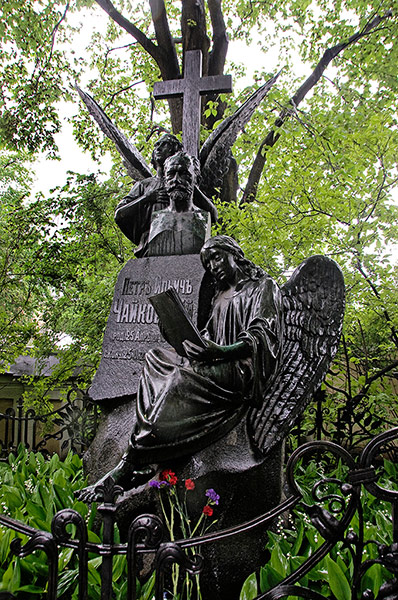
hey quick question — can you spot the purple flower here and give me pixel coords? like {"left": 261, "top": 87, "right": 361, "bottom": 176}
{"left": 149, "top": 480, "right": 161, "bottom": 488}
{"left": 205, "top": 488, "right": 220, "bottom": 505}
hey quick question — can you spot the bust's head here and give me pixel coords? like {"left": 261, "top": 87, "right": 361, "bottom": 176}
{"left": 151, "top": 134, "right": 183, "bottom": 170}
{"left": 163, "top": 151, "right": 197, "bottom": 212}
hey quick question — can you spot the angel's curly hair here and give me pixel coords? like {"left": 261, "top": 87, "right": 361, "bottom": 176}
{"left": 151, "top": 134, "right": 183, "bottom": 169}
{"left": 200, "top": 235, "right": 265, "bottom": 281}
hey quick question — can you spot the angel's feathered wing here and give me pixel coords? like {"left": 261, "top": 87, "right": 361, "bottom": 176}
{"left": 247, "top": 255, "right": 345, "bottom": 456}
{"left": 199, "top": 72, "right": 280, "bottom": 199}
{"left": 76, "top": 86, "right": 152, "bottom": 181}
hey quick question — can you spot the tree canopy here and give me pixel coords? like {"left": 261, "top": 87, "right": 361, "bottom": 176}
{"left": 0, "top": 0, "right": 397, "bottom": 425}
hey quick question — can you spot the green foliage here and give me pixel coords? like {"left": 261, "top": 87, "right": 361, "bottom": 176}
{"left": 0, "top": 446, "right": 88, "bottom": 597}
{"left": 239, "top": 458, "right": 397, "bottom": 599}
{"left": 0, "top": 155, "right": 129, "bottom": 407}
{"left": 0, "top": 1, "right": 83, "bottom": 157}
{"left": 0, "top": 446, "right": 155, "bottom": 599}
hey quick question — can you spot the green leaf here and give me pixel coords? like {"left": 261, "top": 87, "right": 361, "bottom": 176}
{"left": 16, "top": 584, "right": 45, "bottom": 593}
{"left": 88, "top": 562, "right": 102, "bottom": 587}
{"left": 259, "top": 565, "right": 284, "bottom": 592}
{"left": 239, "top": 572, "right": 258, "bottom": 600}
{"left": 326, "top": 556, "right": 351, "bottom": 600}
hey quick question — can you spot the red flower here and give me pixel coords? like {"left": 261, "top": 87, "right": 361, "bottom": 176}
{"left": 160, "top": 469, "right": 178, "bottom": 485}
{"left": 202, "top": 505, "right": 213, "bottom": 517}
{"left": 185, "top": 479, "right": 195, "bottom": 490}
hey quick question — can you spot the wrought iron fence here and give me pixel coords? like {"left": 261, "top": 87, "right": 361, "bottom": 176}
{"left": 0, "top": 386, "right": 99, "bottom": 458}
{"left": 289, "top": 389, "right": 398, "bottom": 457}
{"left": 0, "top": 427, "right": 398, "bottom": 599}
{"left": 0, "top": 386, "right": 395, "bottom": 462}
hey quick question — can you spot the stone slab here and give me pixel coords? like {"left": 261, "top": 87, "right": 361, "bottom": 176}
{"left": 89, "top": 254, "right": 205, "bottom": 402}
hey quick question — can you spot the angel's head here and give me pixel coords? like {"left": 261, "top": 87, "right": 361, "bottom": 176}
{"left": 163, "top": 151, "right": 198, "bottom": 212}
{"left": 152, "top": 134, "right": 183, "bottom": 171}
{"left": 201, "top": 235, "right": 265, "bottom": 288}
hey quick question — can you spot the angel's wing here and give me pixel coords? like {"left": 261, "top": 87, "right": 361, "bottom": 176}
{"left": 76, "top": 86, "right": 152, "bottom": 181}
{"left": 199, "top": 72, "right": 280, "bottom": 199}
{"left": 247, "top": 255, "right": 345, "bottom": 456}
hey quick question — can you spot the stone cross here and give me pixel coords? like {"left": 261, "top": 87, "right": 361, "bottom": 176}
{"left": 153, "top": 50, "right": 232, "bottom": 158}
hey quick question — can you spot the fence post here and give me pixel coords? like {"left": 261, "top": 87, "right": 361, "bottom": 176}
{"left": 127, "top": 514, "right": 164, "bottom": 600}
{"left": 96, "top": 477, "right": 124, "bottom": 600}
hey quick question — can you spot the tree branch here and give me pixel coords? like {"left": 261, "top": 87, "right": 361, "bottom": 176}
{"left": 149, "top": 0, "right": 180, "bottom": 78}
{"left": 241, "top": 9, "right": 394, "bottom": 204}
{"left": 103, "top": 81, "right": 145, "bottom": 109}
{"left": 95, "top": 0, "right": 183, "bottom": 131}
{"left": 181, "top": 0, "right": 210, "bottom": 58}
{"left": 32, "top": 1, "right": 70, "bottom": 88}
{"left": 362, "top": 359, "right": 398, "bottom": 392}
{"left": 95, "top": 0, "right": 161, "bottom": 63}
{"left": 207, "top": 0, "right": 228, "bottom": 76}
{"left": 355, "top": 258, "right": 398, "bottom": 349}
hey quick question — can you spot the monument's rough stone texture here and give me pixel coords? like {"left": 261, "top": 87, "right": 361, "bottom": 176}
{"left": 89, "top": 254, "right": 205, "bottom": 402}
{"left": 83, "top": 398, "right": 137, "bottom": 484}
{"left": 112, "top": 418, "right": 284, "bottom": 600}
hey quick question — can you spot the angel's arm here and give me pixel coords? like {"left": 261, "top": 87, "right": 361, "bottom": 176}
{"left": 114, "top": 180, "right": 167, "bottom": 244}
{"left": 193, "top": 187, "right": 218, "bottom": 223}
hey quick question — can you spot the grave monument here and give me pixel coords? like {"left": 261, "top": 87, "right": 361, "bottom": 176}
{"left": 76, "top": 50, "right": 345, "bottom": 599}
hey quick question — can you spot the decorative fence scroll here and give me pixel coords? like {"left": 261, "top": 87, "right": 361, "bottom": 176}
{"left": 0, "top": 428, "right": 398, "bottom": 599}
{"left": 0, "top": 386, "right": 98, "bottom": 458}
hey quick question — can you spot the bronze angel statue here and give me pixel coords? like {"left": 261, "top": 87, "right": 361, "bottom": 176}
{"left": 78, "top": 235, "right": 344, "bottom": 502}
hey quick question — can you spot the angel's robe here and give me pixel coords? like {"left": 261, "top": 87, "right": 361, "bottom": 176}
{"left": 115, "top": 177, "right": 166, "bottom": 257}
{"left": 130, "top": 274, "right": 284, "bottom": 464}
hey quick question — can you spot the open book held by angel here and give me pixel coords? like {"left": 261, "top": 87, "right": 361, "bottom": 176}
{"left": 77, "top": 235, "right": 345, "bottom": 503}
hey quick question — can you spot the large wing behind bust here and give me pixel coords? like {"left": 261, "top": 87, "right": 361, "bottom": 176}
{"left": 247, "top": 255, "right": 345, "bottom": 456}
{"left": 199, "top": 72, "right": 280, "bottom": 199}
{"left": 76, "top": 86, "right": 152, "bottom": 181}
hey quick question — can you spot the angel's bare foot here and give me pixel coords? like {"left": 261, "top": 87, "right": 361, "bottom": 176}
{"left": 75, "top": 484, "right": 104, "bottom": 504}
{"left": 75, "top": 458, "right": 155, "bottom": 504}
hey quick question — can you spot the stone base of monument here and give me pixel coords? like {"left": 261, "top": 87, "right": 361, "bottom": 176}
{"left": 83, "top": 397, "right": 137, "bottom": 484}
{"left": 85, "top": 406, "right": 284, "bottom": 600}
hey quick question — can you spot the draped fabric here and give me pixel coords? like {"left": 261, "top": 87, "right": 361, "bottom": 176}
{"left": 130, "top": 275, "right": 284, "bottom": 464}
{"left": 115, "top": 178, "right": 166, "bottom": 257}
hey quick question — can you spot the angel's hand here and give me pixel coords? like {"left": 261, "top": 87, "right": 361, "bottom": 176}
{"left": 155, "top": 187, "right": 169, "bottom": 206}
{"left": 183, "top": 339, "right": 227, "bottom": 363}
{"left": 183, "top": 339, "right": 252, "bottom": 363}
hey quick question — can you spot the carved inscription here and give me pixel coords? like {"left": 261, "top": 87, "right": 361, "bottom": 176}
{"left": 113, "top": 299, "right": 158, "bottom": 324}
{"left": 122, "top": 276, "right": 193, "bottom": 296}
{"left": 90, "top": 255, "right": 204, "bottom": 401}
{"left": 108, "top": 276, "right": 195, "bottom": 363}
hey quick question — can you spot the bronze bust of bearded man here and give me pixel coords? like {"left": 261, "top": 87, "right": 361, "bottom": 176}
{"left": 78, "top": 236, "right": 284, "bottom": 502}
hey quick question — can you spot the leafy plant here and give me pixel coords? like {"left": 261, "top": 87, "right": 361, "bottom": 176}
{"left": 239, "top": 458, "right": 396, "bottom": 600}
{"left": 0, "top": 446, "right": 154, "bottom": 599}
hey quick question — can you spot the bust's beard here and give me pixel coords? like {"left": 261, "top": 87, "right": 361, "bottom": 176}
{"left": 168, "top": 188, "right": 193, "bottom": 211}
